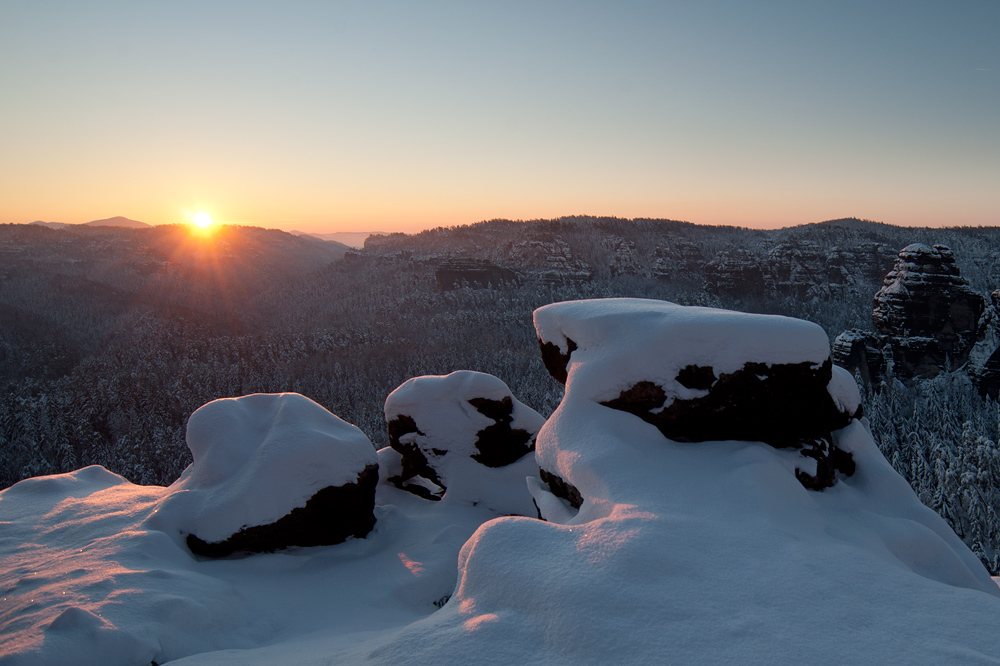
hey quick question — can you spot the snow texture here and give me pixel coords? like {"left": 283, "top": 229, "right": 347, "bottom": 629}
{"left": 2, "top": 302, "right": 1000, "bottom": 665}
{"left": 154, "top": 392, "right": 377, "bottom": 543}
{"left": 384, "top": 370, "right": 544, "bottom": 516}
{"left": 534, "top": 297, "right": 832, "bottom": 405}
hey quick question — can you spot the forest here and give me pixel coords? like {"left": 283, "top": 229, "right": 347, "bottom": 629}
{"left": 2, "top": 216, "right": 1000, "bottom": 572}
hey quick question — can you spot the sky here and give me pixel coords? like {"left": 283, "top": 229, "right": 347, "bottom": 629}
{"left": 0, "top": 1, "right": 997, "bottom": 234}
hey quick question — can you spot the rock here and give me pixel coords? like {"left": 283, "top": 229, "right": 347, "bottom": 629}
{"left": 158, "top": 393, "right": 378, "bottom": 557}
{"left": 872, "top": 243, "right": 985, "bottom": 378}
{"left": 511, "top": 235, "right": 592, "bottom": 283}
{"left": 434, "top": 259, "right": 519, "bottom": 290}
{"left": 383, "top": 371, "right": 545, "bottom": 515}
{"left": 533, "top": 298, "right": 860, "bottom": 493}
{"left": 601, "top": 237, "right": 645, "bottom": 277}
{"left": 704, "top": 249, "right": 766, "bottom": 298}
{"left": 651, "top": 241, "right": 704, "bottom": 281}
{"left": 969, "top": 289, "right": 1000, "bottom": 398}
{"left": 832, "top": 329, "right": 887, "bottom": 386}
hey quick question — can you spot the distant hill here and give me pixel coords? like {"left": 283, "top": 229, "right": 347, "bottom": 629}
{"left": 29, "top": 217, "right": 150, "bottom": 229}
{"left": 291, "top": 230, "right": 388, "bottom": 249}
{"left": 85, "top": 216, "right": 150, "bottom": 228}
{"left": 29, "top": 220, "right": 71, "bottom": 229}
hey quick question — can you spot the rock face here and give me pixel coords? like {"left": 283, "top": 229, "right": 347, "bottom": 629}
{"left": 533, "top": 298, "right": 861, "bottom": 493}
{"left": 704, "top": 241, "right": 898, "bottom": 300}
{"left": 969, "top": 289, "right": 1000, "bottom": 398}
{"left": 510, "top": 236, "right": 592, "bottom": 283}
{"left": 435, "top": 259, "right": 519, "bottom": 290}
{"left": 383, "top": 371, "right": 545, "bottom": 515}
{"left": 835, "top": 244, "right": 991, "bottom": 386}
{"left": 832, "top": 329, "right": 886, "bottom": 386}
{"left": 651, "top": 241, "right": 704, "bottom": 281}
{"left": 871, "top": 243, "right": 985, "bottom": 378}
{"left": 704, "top": 249, "right": 766, "bottom": 298}
{"left": 159, "top": 393, "right": 378, "bottom": 557}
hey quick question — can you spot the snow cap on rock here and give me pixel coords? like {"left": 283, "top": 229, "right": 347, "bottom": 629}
{"left": 154, "top": 392, "right": 377, "bottom": 552}
{"left": 384, "top": 371, "right": 544, "bottom": 515}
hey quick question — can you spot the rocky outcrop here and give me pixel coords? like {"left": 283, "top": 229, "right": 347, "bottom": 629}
{"left": 511, "top": 236, "right": 592, "bottom": 283}
{"left": 969, "top": 289, "right": 1000, "bottom": 398}
{"left": 651, "top": 242, "right": 704, "bottom": 281}
{"left": 187, "top": 465, "right": 378, "bottom": 557}
{"left": 704, "top": 249, "right": 766, "bottom": 298}
{"left": 872, "top": 243, "right": 984, "bottom": 378}
{"left": 832, "top": 329, "right": 886, "bottom": 386}
{"left": 533, "top": 299, "right": 861, "bottom": 493}
{"left": 602, "top": 237, "right": 645, "bottom": 277}
{"left": 435, "top": 259, "right": 519, "bottom": 290}
{"left": 162, "top": 393, "right": 379, "bottom": 557}
{"left": 383, "top": 371, "right": 545, "bottom": 515}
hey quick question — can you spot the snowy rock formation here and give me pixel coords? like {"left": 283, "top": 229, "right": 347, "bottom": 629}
{"left": 872, "top": 243, "right": 984, "bottom": 377}
{"left": 383, "top": 370, "right": 544, "bottom": 515}
{"left": 158, "top": 393, "right": 378, "bottom": 557}
{"left": 375, "top": 298, "right": 1000, "bottom": 665}
{"left": 835, "top": 243, "right": 989, "bottom": 386}
{"left": 3, "top": 301, "right": 1000, "bottom": 665}
{"left": 969, "top": 289, "right": 1000, "bottom": 398}
{"left": 537, "top": 299, "right": 859, "bottom": 490}
{"left": 434, "top": 259, "right": 519, "bottom": 290}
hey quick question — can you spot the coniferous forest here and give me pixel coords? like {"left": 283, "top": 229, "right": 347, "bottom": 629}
{"left": 3, "top": 217, "right": 1000, "bottom": 571}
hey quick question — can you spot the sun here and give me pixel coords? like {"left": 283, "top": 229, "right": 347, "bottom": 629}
{"left": 192, "top": 211, "right": 214, "bottom": 228}
{"left": 188, "top": 211, "right": 219, "bottom": 238}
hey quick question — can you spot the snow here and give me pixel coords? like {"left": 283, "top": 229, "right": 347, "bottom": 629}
{"left": 534, "top": 298, "right": 832, "bottom": 405}
{"left": 154, "top": 392, "right": 376, "bottom": 543}
{"left": 3, "top": 301, "right": 1000, "bottom": 665}
{"left": 384, "top": 370, "right": 544, "bottom": 516}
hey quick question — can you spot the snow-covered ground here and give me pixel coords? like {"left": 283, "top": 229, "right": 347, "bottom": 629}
{"left": 2, "top": 299, "right": 1000, "bottom": 665}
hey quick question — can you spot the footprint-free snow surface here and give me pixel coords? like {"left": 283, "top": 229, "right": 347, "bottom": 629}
{"left": 2, "top": 299, "right": 1000, "bottom": 665}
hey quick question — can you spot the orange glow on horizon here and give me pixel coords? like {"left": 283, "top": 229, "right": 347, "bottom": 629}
{"left": 188, "top": 211, "right": 219, "bottom": 238}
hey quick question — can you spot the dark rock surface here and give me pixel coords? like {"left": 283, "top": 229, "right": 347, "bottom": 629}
{"left": 835, "top": 244, "right": 991, "bottom": 386}
{"left": 599, "top": 359, "right": 856, "bottom": 450}
{"left": 969, "top": 289, "right": 1000, "bottom": 398}
{"left": 832, "top": 329, "right": 886, "bottom": 386}
{"left": 187, "top": 464, "right": 379, "bottom": 557}
{"left": 704, "top": 249, "right": 766, "bottom": 298}
{"left": 435, "top": 259, "right": 519, "bottom": 290}
{"left": 383, "top": 372, "right": 545, "bottom": 503}
{"left": 871, "top": 243, "right": 984, "bottom": 378}
{"left": 538, "top": 467, "right": 583, "bottom": 510}
{"left": 467, "top": 396, "right": 535, "bottom": 467}
{"left": 538, "top": 337, "right": 577, "bottom": 385}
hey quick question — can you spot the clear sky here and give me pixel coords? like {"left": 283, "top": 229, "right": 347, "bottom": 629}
{"left": 1, "top": 1, "right": 997, "bottom": 233}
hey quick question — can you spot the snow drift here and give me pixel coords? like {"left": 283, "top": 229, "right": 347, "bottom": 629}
{"left": 1, "top": 298, "right": 999, "bottom": 666}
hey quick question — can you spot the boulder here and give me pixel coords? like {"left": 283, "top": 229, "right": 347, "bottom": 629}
{"left": 157, "top": 393, "right": 378, "bottom": 557}
{"left": 383, "top": 371, "right": 545, "bottom": 515}
{"left": 533, "top": 298, "right": 860, "bottom": 494}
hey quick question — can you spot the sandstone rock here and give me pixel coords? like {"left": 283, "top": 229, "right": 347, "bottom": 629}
{"left": 651, "top": 241, "right": 704, "bottom": 281}
{"left": 872, "top": 243, "right": 985, "bottom": 378}
{"left": 533, "top": 298, "right": 861, "bottom": 493}
{"left": 434, "top": 259, "right": 519, "bottom": 290}
{"left": 832, "top": 329, "right": 887, "bottom": 386}
{"left": 383, "top": 371, "right": 545, "bottom": 515}
{"left": 969, "top": 289, "right": 1000, "bottom": 398}
{"left": 511, "top": 235, "right": 592, "bottom": 283}
{"left": 601, "top": 236, "right": 645, "bottom": 277}
{"left": 704, "top": 249, "right": 766, "bottom": 298}
{"left": 159, "top": 393, "right": 379, "bottom": 557}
